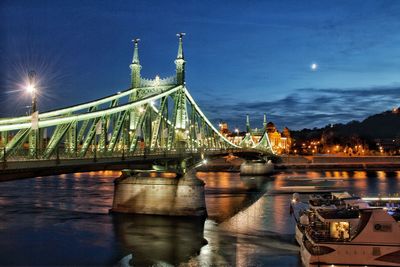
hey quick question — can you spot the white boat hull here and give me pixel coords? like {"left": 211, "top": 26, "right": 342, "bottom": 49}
{"left": 301, "top": 241, "right": 400, "bottom": 267}
{"left": 295, "top": 223, "right": 303, "bottom": 245}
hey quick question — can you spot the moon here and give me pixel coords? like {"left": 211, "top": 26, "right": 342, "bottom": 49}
{"left": 311, "top": 63, "right": 318, "bottom": 71}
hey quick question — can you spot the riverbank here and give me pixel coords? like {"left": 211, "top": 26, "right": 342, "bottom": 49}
{"left": 277, "top": 155, "right": 400, "bottom": 171}
{"left": 199, "top": 156, "right": 400, "bottom": 172}
{"left": 275, "top": 162, "right": 400, "bottom": 171}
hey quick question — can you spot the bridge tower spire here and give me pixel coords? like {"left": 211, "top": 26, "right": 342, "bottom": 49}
{"left": 246, "top": 114, "right": 251, "bottom": 133}
{"left": 128, "top": 38, "right": 142, "bottom": 136}
{"left": 175, "top": 33, "right": 186, "bottom": 85}
{"left": 130, "top": 38, "right": 141, "bottom": 89}
{"left": 263, "top": 113, "right": 267, "bottom": 130}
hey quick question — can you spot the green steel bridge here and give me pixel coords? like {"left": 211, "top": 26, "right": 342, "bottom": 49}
{"left": 0, "top": 34, "right": 273, "bottom": 174}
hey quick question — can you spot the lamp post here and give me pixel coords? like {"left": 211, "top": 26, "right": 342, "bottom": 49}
{"left": 234, "top": 128, "right": 239, "bottom": 146}
{"left": 27, "top": 71, "right": 39, "bottom": 158}
{"left": 28, "top": 71, "right": 37, "bottom": 114}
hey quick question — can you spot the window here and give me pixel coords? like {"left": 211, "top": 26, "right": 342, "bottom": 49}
{"left": 330, "top": 221, "right": 350, "bottom": 240}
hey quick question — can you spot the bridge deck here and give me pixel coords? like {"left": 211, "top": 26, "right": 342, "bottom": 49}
{"left": 0, "top": 149, "right": 256, "bottom": 181}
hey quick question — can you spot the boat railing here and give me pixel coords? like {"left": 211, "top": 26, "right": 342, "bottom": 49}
{"left": 305, "top": 225, "right": 350, "bottom": 243}
{"left": 306, "top": 227, "right": 330, "bottom": 243}
{"left": 309, "top": 198, "right": 342, "bottom": 207}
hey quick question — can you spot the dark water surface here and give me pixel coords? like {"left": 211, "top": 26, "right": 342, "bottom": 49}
{"left": 0, "top": 170, "right": 399, "bottom": 266}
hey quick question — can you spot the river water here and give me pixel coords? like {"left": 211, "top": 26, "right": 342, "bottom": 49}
{"left": 0, "top": 170, "right": 399, "bottom": 266}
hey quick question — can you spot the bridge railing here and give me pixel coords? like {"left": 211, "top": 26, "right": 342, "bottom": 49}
{"left": 0, "top": 146, "right": 242, "bottom": 163}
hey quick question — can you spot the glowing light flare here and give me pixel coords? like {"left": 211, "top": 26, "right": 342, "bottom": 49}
{"left": 310, "top": 63, "right": 318, "bottom": 71}
{"left": 26, "top": 83, "right": 37, "bottom": 94}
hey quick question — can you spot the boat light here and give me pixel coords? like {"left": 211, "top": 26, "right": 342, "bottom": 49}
{"left": 362, "top": 197, "right": 400, "bottom": 201}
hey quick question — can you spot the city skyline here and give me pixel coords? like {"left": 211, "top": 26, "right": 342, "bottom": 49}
{"left": 1, "top": 3, "right": 400, "bottom": 267}
{"left": 1, "top": 0, "right": 400, "bottom": 130}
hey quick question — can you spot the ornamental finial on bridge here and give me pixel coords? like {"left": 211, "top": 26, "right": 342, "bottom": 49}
{"left": 130, "top": 38, "right": 142, "bottom": 89}
{"left": 131, "top": 38, "right": 140, "bottom": 64}
{"left": 175, "top": 33, "right": 186, "bottom": 85}
{"left": 176, "top": 33, "right": 185, "bottom": 60}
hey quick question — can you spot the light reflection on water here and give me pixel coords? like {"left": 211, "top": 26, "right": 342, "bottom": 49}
{"left": 0, "top": 169, "right": 398, "bottom": 266}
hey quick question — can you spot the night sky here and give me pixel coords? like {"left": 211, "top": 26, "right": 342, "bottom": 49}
{"left": 1, "top": 0, "right": 399, "bottom": 131}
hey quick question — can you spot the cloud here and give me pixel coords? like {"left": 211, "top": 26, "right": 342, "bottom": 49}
{"left": 198, "top": 86, "right": 400, "bottom": 131}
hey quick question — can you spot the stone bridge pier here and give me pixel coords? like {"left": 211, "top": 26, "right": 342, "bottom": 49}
{"left": 110, "top": 165, "right": 207, "bottom": 216}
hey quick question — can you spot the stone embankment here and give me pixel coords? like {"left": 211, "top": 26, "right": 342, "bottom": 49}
{"left": 278, "top": 156, "right": 400, "bottom": 170}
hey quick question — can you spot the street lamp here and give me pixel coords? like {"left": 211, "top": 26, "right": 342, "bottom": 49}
{"left": 26, "top": 70, "right": 39, "bottom": 159}
{"left": 27, "top": 71, "right": 37, "bottom": 114}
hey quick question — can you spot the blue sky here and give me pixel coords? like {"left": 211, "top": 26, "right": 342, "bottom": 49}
{"left": 1, "top": 0, "right": 399, "bottom": 130}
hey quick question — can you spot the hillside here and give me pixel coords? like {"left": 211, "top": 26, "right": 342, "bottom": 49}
{"left": 291, "top": 107, "right": 400, "bottom": 148}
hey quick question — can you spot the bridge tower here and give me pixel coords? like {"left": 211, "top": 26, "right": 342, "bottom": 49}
{"left": 174, "top": 33, "right": 189, "bottom": 151}
{"left": 263, "top": 113, "right": 267, "bottom": 130}
{"left": 246, "top": 114, "right": 251, "bottom": 133}
{"left": 175, "top": 33, "right": 185, "bottom": 85}
{"left": 128, "top": 38, "right": 142, "bottom": 148}
{"left": 240, "top": 114, "right": 255, "bottom": 148}
{"left": 130, "top": 38, "right": 142, "bottom": 91}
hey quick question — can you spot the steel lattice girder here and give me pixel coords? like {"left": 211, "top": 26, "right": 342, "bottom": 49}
{"left": 0, "top": 85, "right": 174, "bottom": 126}
{"left": 0, "top": 86, "right": 182, "bottom": 132}
{"left": 0, "top": 85, "right": 240, "bottom": 160}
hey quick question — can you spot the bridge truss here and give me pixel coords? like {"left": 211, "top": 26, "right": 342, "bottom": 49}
{"left": 0, "top": 35, "right": 239, "bottom": 161}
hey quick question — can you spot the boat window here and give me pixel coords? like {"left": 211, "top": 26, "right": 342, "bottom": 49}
{"left": 373, "top": 223, "right": 392, "bottom": 232}
{"left": 330, "top": 221, "right": 350, "bottom": 240}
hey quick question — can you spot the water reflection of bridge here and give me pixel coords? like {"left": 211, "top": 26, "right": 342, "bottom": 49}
{"left": 112, "top": 172, "right": 275, "bottom": 266}
{"left": 113, "top": 214, "right": 207, "bottom": 266}
{"left": 198, "top": 172, "right": 271, "bottom": 222}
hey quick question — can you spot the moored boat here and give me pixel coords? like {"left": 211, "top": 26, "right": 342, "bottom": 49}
{"left": 291, "top": 192, "right": 398, "bottom": 253}
{"left": 292, "top": 191, "right": 365, "bottom": 245}
{"left": 300, "top": 207, "right": 400, "bottom": 266}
